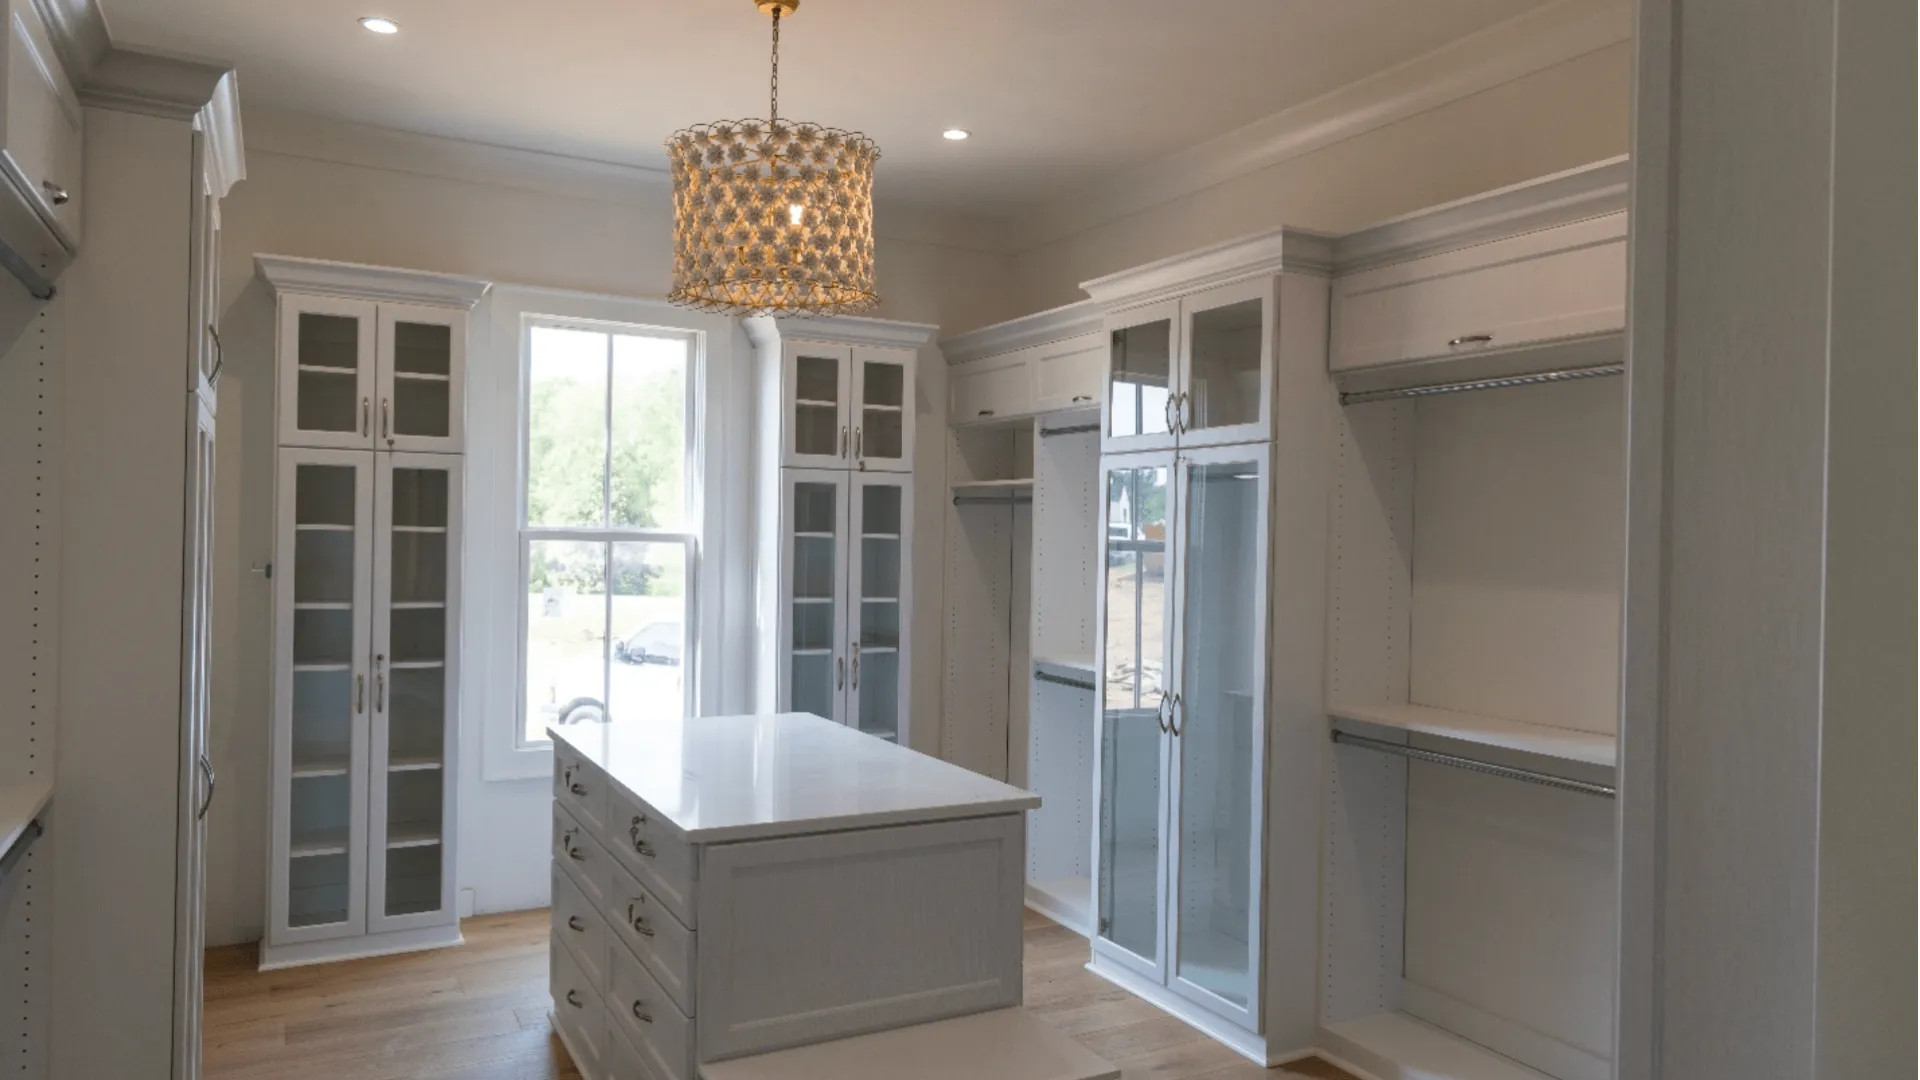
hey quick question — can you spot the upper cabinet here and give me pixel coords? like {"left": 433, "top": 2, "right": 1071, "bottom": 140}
{"left": 258, "top": 257, "right": 490, "bottom": 453}
{"left": 1084, "top": 230, "right": 1326, "bottom": 454}
{"left": 0, "top": 0, "right": 82, "bottom": 249}
{"left": 940, "top": 301, "right": 1106, "bottom": 428}
{"left": 769, "top": 332, "right": 920, "bottom": 473}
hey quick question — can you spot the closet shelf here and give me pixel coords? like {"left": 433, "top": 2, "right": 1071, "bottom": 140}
{"left": 291, "top": 756, "right": 351, "bottom": 779}
{"left": 950, "top": 479, "right": 1033, "bottom": 496}
{"left": 1321, "top": 1011, "right": 1553, "bottom": 1080}
{"left": 1328, "top": 701, "right": 1615, "bottom": 769}
{"left": 290, "top": 827, "right": 350, "bottom": 858}
{"left": 387, "top": 754, "right": 443, "bottom": 772}
{"left": 385, "top": 821, "right": 442, "bottom": 849}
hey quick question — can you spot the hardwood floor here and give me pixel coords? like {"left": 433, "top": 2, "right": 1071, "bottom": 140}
{"left": 204, "top": 909, "right": 1357, "bottom": 1080}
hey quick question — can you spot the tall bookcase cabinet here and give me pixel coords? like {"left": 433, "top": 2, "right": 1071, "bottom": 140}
{"left": 256, "top": 256, "right": 489, "bottom": 969}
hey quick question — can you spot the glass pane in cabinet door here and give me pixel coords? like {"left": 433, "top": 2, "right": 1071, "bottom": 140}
{"left": 288, "top": 771, "right": 351, "bottom": 926}
{"left": 390, "top": 321, "right": 452, "bottom": 439}
{"left": 1097, "top": 464, "right": 1170, "bottom": 960}
{"left": 1186, "top": 298, "right": 1264, "bottom": 434}
{"left": 1174, "top": 458, "right": 1261, "bottom": 1009}
{"left": 856, "top": 483, "right": 902, "bottom": 740}
{"left": 1108, "top": 320, "right": 1172, "bottom": 440}
{"left": 860, "top": 360, "right": 905, "bottom": 463}
{"left": 525, "top": 540, "right": 608, "bottom": 742}
{"left": 608, "top": 542, "right": 688, "bottom": 724}
{"left": 296, "top": 313, "right": 361, "bottom": 434}
{"left": 388, "top": 468, "right": 450, "bottom": 770}
{"left": 793, "top": 354, "right": 841, "bottom": 457}
{"left": 384, "top": 768, "right": 443, "bottom": 916}
{"left": 789, "top": 481, "right": 839, "bottom": 718}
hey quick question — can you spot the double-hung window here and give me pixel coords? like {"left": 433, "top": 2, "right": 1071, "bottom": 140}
{"left": 519, "top": 318, "right": 697, "bottom": 745}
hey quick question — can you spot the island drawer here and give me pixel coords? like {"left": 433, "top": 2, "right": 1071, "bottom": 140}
{"left": 551, "top": 929, "right": 609, "bottom": 1074}
{"left": 607, "top": 859, "right": 695, "bottom": 1015}
{"left": 555, "top": 747, "right": 609, "bottom": 837}
{"left": 608, "top": 933, "right": 695, "bottom": 1080}
{"left": 607, "top": 783, "right": 697, "bottom": 928}
{"left": 551, "top": 863, "right": 610, "bottom": 995}
{"left": 553, "top": 802, "right": 612, "bottom": 914}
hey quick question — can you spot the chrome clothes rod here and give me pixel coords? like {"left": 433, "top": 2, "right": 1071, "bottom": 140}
{"left": 953, "top": 494, "right": 1033, "bottom": 507}
{"left": 1040, "top": 422, "right": 1101, "bottom": 437}
{"left": 1330, "top": 730, "right": 1616, "bottom": 798}
{"left": 1339, "top": 362, "right": 1623, "bottom": 406}
{"left": 1034, "top": 669, "right": 1096, "bottom": 692}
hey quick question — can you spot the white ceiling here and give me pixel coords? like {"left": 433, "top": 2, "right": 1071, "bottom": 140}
{"left": 103, "top": 0, "right": 1559, "bottom": 219}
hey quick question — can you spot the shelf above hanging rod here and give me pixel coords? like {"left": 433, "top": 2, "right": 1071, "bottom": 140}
{"left": 1339, "top": 361, "right": 1623, "bottom": 406}
{"left": 1330, "top": 730, "right": 1616, "bottom": 798}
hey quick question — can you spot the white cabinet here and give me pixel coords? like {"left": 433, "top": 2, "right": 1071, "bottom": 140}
{"left": 1098, "top": 279, "right": 1275, "bottom": 454}
{"left": 950, "top": 353, "right": 1031, "bottom": 425}
{"left": 776, "top": 470, "right": 912, "bottom": 742}
{"left": 1030, "top": 333, "right": 1105, "bottom": 414}
{"left": 1092, "top": 446, "right": 1270, "bottom": 1031}
{"left": 273, "top": 290, "right": 468, "bottom": 454}
{"left": 1330, "top": 212, "right": 1627, "bottom": 373}
{"left": 0, "top": 0, "right": 81, "bottom": 247}
{"left": 778, "top": 339, "right": 915, "bottom": 472}
{"left": 947, "top": 332, "right": 1106, "bottom": 425}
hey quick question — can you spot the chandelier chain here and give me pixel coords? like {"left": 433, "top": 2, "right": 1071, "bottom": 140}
{"left": 769, "top": 9, "right": 780, "bottom": 125}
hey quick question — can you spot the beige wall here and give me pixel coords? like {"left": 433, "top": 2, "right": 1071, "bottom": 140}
{"left": 203, "top": 143, "right": 1014, "bottom": 945}
{"left": 1008, "top": 43, "right": 1632, "bottom": 310}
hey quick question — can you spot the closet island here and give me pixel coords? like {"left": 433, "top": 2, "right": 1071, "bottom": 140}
{"left": 546, "top": 712, "right": 1043, "bottom": 1080}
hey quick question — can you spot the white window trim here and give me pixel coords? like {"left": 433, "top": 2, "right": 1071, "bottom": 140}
{"left": 470, "top": 285, "right": 755, "bottom": 782}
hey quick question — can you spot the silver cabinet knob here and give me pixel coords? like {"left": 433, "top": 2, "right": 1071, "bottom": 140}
{"left": 42, "top": 181, "right": 68, "bottom": 206}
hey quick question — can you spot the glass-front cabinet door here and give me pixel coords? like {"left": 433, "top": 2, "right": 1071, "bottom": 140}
{"left": 1179, "top": 278, "right": 1272, "bottom": 447}
{"left": 851, "top": 346, "right": 914, "bottom": 473}
{"left": 1094, "top": 455, "right": 1175, "bottom": 979}
{"left": 784, "top": 342, "right": 853, "bottom": 469}
{"left": 273, "top": 449, "right": 374, "bottom": 943}
{"left": 783, "top": 470, "right": 849, "bottom": 723}
{"left": 279, "top": 295, "right": 378, "bottom": 450}
{"left": 848, "top": 475, "right": 911, "bottom": 743}
{"left": 1103, "top": 302, "right": 1179, "bottom": 455}
{"left": 368, "top": 454, "right": 461, "bottom": 933}
{"left": 1166, "top": 447, "right": 1267, "bottom": 1026}
{"left": 378, "top": 304, "right": 465, "bottom": 453}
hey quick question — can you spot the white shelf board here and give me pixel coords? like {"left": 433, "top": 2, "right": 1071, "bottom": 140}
{"left": 291, "top": 756, "right": 351, "bottom": 779}
{"left": 390, "top": 660, "right": 444, "bottom": 670}
{"left": 0, "top": 779, "right": 53, "bottom": 861}
{"left": 290, "top": 826, "right": 350, "bottom": 858}
{"left": 393, "top": 371, "right": 450, "bottom": 381}
{"left": 387, "top": 754, "right": 443, "bottom": 772}
{"left": 951, "top": 479, "right": 1034, "bottom": 496}
{"left": 1320, "top": 1012, "right": 1552, "bottom": 1080}
{"left": 297, "top": 364, "right": 356, "bottom": 375}
{"left": 1033, "top": 656, "right": 1097, "bottom": 685}
{"left": 386, "top": 821, "right": 442, "bottom": 848}
{"left": 294, "top": 523, "right": 353, "bottom": 532}
{"left": 1329, "top": 701, "right": 1616, "bottom": 769}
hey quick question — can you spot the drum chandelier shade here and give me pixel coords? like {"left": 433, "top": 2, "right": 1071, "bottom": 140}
{"left": 666, "top": 0, "right": 880, "bottom": 317}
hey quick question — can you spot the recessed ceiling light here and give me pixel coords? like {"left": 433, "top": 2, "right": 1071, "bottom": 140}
{"left": 941, "top": 128, "right": 971, "bottom": 141}
{"left": 359, "top": 16, "right": 399, "bottom": 34}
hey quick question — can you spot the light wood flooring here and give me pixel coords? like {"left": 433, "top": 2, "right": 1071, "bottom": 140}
{"left": 204, "top": 909, "right": 1358, "bottom": 1080}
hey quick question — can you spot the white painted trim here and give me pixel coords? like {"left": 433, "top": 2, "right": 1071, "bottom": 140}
{"left": 765, "top": 313, "right": 940, "bottom": 350}
{"left": 1005, "top": 0, "right": 1632, "bottom": 251}
{"left": 1081, "top": 228, "right": 1330, "bottom": 310}
{"left": 1084, "top": 958, "right": 1294, "bottom": 1068}
{"left": 939, "top": 301, "right": 1103, "bottom": 366}
{"left": 1023, "top": 885, "right": 1091, "bottom": 939}
{"left": 255, "top": 254, "right": 492, "bottom": 308}
{"left": 77, "top": 45, "right": 230, "bottom": 119}
{"left": 195, "top": 70, "right": 245, "bottom": 200}
{"left": 256, "top": 922, "right": 463, "bottom": 970}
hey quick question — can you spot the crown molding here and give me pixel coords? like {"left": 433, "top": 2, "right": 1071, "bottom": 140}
{"left": 743, "top": 313, "right": 940, "bottom": 351}
{"left": 255, "top": 254, "right": 492, "bottom": 308}
{"left": 1081, "top": 227, "right": 1333, "bottom": 311}
{"left": 1330, "top": 155, "right": 1629, "bottom": 273}
{"left": 79, "top": 45, "right": 231, "bottom": 119}
{"left": 938, "top": 301, "right": 1103, "bottom": 365}
{"left": 1006, "top": 0, "right": 1631, "bottom": 253}
{"left": 195, "top": 70, "right": 246, "bottom": 199}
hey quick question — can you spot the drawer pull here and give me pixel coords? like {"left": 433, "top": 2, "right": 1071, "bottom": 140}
{"left": 569, "top": 782, "right": 588, "bottom": 796}
{"left": 562, "top": 828, "right": 585, "bottom": 861}
{"left": 627, "top": 899, "right": 656, "bottom": 937}
{"left": 567, "top": 915, "right": 586, "bottom": 932}
{"left": 629, "top": 816, "right": 656, "bottom": 858}
{"left": 631, "top": 999, "right": 653, "bottom": 1024}
{"left": 565, "top": 989, "right": 584, "bottom": 1008}
{"left": 977, "top": 409, "right": 994, "bottom": 417}
{"left": 1447, "top": 334, "right": 1494, "bottom": 347}
{"left": 1072, "top": 394, "right": 1093, "bottom": 403}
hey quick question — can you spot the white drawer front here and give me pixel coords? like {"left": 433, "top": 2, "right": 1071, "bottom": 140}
{"left": 607, "top": 785, "right": 698, "bottom": 929}
{"left": 607, "top": 859, "right": 696, "bottom": 1016}
{"left": 604, "top": 1022, "right": 657, "bottom": 1080}
{"left": 552, "top": 864, "right": 610, "bottom": 995}
{"left": 554, "top": 801, "right": 612, "bottom": 915}
{"left": 551, "top": 931, "right": 608, "bottom": 1074}
{"left": 1332, "top": 213, "right": 1628, "bottom": 372}
{"left": 608, "top": 937, "right": 696, "bottom": 1080}
{"left": 950, "top": 356, "right": 1032, "bottom": 424}
{"left": 1030, "top": 335, "right": 1106, "bottom": 413}
{"left": 555, "top": 748, "right": 609, "bottom": 837}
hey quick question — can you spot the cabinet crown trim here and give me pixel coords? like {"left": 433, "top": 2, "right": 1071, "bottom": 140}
{"left": 742, "top": 313, "right": 939, "bottom": 351}
{"left": 255, "top": 254, "right": 492, "bottom": 308}
{"left": 1080, "top": 226, "right": 1333, "bottom": 310}
{"left": 939, "top": 301, "right": 1103, "bottom": 366}
{"left": 1329, "top": 156, "right": 1629, "bottom": 275}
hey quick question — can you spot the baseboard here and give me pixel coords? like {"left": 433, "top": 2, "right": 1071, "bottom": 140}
{"left": 1024, "top": 884, "right": 1091, "bottom": 937}
{"left": 258, "top": 922, "right": 464, "bottom": 970}
{"left": 1084, "top": 956, "right": 1277, "bottom": 1067}
{"left": 1400, "top": 980, "right": 1608, "bottom": 1080}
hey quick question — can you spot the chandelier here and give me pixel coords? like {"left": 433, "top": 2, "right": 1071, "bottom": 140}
{"left": 665, "top": 0, "right": 880, "bottom": 317}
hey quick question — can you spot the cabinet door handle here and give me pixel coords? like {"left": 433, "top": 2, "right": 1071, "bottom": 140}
{"left": 631, "top": 999, "right": 653, "bottom": 1024}
{"left": 851, "top": 642, "right": 861, "bottom": 691}
{"left": 839, "top": 425, "right": 849, "bottom": 457}
{"left": 207, "top": 325, "right": 224, "bottom": 387}
{"left": 381, "top": 398, "right": 392, "bottom": 441}
{"left": 567, "top": 915, "right": 585, "bottom": 932}
{"left": 1163, "top": 394, "right": 1175, "bottom": 433}
{"left": 1169, "top": 692, "right": 1184, "bottom": 736}
{"left": 361, "top": 397, "right": 370, "bottom": 436}
{"left": 1156, "top": 692, "right": 1171, "bottom": 734}
{"left": 977, "top": 409, "right": 994, "bottom": 418}
{"left": 836, "top": 656, "right": 845, "bottom": 690}
{"left": 198, "top": 754, "right": 216, "bottom": 820}
{"left": 355, "top": 673, "right": 365, "bottom": 714}
{"left": 628, "top": 816, "right": 656, "bottom": 858}
{"left": 569, "top": 782, "right": 587, "bottom": 797}
{"left": 1447, "top": 333, "right": 1494, "bottom": 347}
{"left": 1177, "top": 391, "right": 1191, "bottom": 434}
{"left": 1071, "top": 394, "right": 1093, "bottom": 403}
{"left": 854, "top": 426, "right": 863, "bottom": 460}
{"left": 42, "top": 180, "right": 68, "bottom": 206}
{"left": 564, "top": 990, "right": 583, "bottom": 1008}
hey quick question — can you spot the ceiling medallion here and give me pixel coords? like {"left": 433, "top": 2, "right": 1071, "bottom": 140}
{"left": 666, "top": 0, "right": 880, "bottom": 317}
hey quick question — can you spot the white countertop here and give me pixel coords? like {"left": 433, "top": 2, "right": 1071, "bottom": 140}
{"left": 0, "top": 779, "right": 52, "bottom": 862}
{"left": 551, "top": 713, "right": 1039, "bottom": 843}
